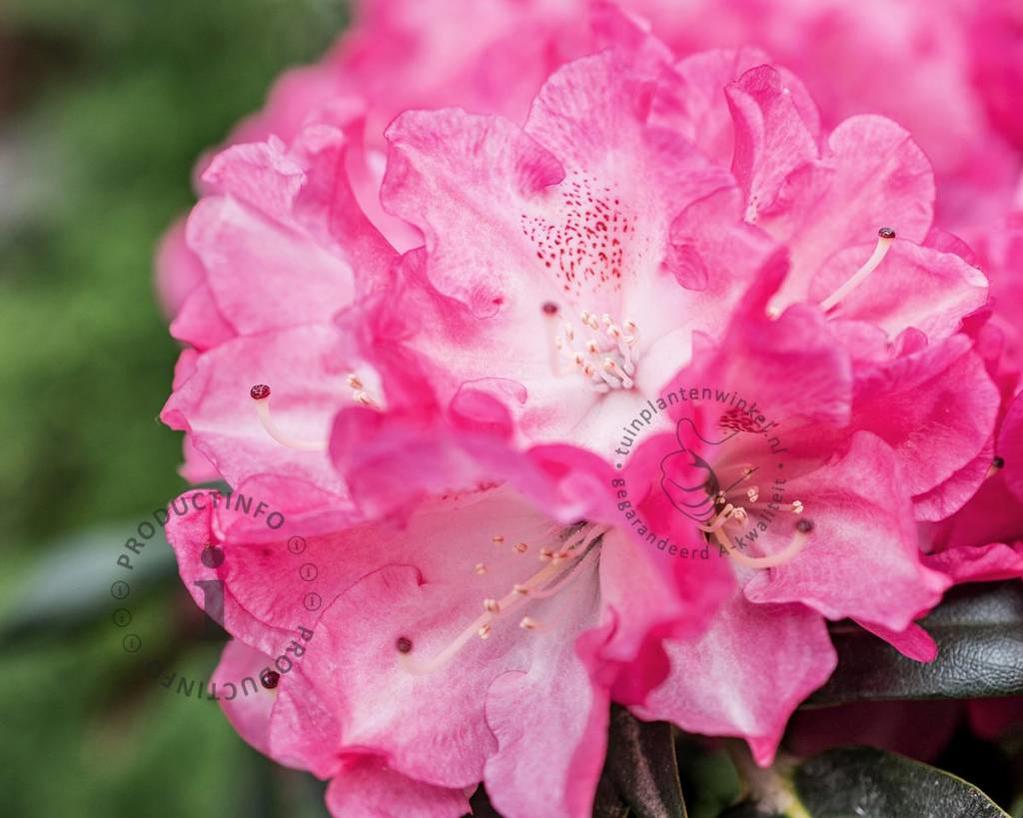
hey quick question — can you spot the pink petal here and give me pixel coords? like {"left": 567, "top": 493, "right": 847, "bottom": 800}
{"left": 210, "top": 639, "right": 278, "bottom": 756}
{"left": 155, "top": 217, "right": 206, "bottom": 318}
{"left": 382, "top": 107, "right": 564, "bottom": 318}
{"left": 810, "top": 241, "right": 988, "bottom": 342}
{"left": 325, "top": 757, "right": 470, "bottom": 818}
{"left": 850, "top": 336, "right": 999, "bottom": 505}
{"left": 633, "top": 593, "right": 836, "bottom": 767}
{"left": 726, "top": 64, "right": 819, "bottom": 220}
{"left": 999, "top": 392, "right": 1023, "bottom": 503}
{"left": 665, "top": 255, "right": 853, "bottom": 434}
{"left": 764, "top": 115, "right": 935, "bottom": 308}
{"left": 912, "top": 435, "right": 996, "bottom": 523}
{"left": 186, "top": 194, "right": 355, "bottom": 335}
{"left": 931, "top": 473, "right": 1023, "bottom": 554}
{"left": 854, "top": 620, "right": 939, "bottom": 663}
{"left": 162, "top": 325, "right": 353, "bottom": 495}
{"left": 180, "top": 433, "right": 221, "bottom": 484}
{"left": 169, "top": 283, "right": 236, "bottom": 351}
{"left": 483, "top": 607, "right": 614, "bottom": 818}
{"left": 744, "top": 432, "right": 949, "bottom": 630}
{"left": 923, "top": 542, "right": 1023, "bottom": 584}
{"left": 654, "top": 47, "right": 819, "bottom": 172}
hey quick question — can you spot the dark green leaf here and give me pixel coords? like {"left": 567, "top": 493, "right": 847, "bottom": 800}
{"left": 809, "top": 582, "right": 1023, "bottom": 706}
{"left": 1, "top": 519, "right": 177, "bottom": 639}
{"left": 674, "top": 739, "right": 742, "bottom": 818}
{"left": 794, "top": 747, "right": 1010, "bottom": 817}
{"left": 465, "top": 785, "right": 503, "bottom": 818}
{"left": 605, "top": 706, "right": 687, "bottom": 818}
{"left": 594, "top": 773, "right": 632, "bottom": 818}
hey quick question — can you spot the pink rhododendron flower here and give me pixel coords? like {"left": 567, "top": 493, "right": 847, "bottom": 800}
{"left": 334, "top": 36, "right": 995, "bottom": 525}
{"left": 160, "top": 123, "right": 394, "bottom": 502}
{"left": 919, "top": 210, "right": 1023, "bottom": 585}
{"left": 167, "top": 466, "right": 725, "bottom": 818}
{"left": 156, "top": 3, "right": 1016, "bottom": 816}
{"left": 157, "top": 0, "right": 1023, "bottom": 321}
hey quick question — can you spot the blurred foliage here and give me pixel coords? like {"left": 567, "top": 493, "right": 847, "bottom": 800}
{"left": 0, "top": 0, "right": 344, "bottom": 815}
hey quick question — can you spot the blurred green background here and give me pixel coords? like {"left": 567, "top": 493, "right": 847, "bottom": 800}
{"left": 0, "top": 1, "right": 347, "bottom": 815}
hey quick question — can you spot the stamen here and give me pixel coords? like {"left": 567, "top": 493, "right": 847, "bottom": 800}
{"left": 607, "top": 324, "right": 636, "bottom": 374}
{"left": 596, "top": 364, "right": 623, "bottom": 390}
{"left": 714, "top": 518, "right": 813, "bottom": 569}
{"left": 542, "top": 302, "right": 562, "bottom": 376}
{"left": 514, "top": 542, "right": 529, "bottom": 554}
{"left": 395, "top": 636, "right": 413, "bottom": 654}
{"left": 791, "top": 500, "right": 804, "bottom": 514}
{"left": 530, "top": 550, "right": 596, "bottom": 599}
{"left": 603, "top": 358, "right": 634, "bottom": 389}
{"left": 250, "top": 385, "right": 327, "bottom": 452}
{"left": 346, "top": 375, "right": 363, "bottom": 390}
{"left": 474, "top": 563, "right": 487, "bottom": 575}
{"left": 492, "top": 535, "right": 505, "bottom": 545}
{"left": 399, "top": 525, "right": 606, "bottom": 676}
{"left": 550, "top": 308, "right": 640, "bottom": 391}
{"left": 987, "top": 456, "right": 1005, "bottom": 479}
{"left": 819, "top": 227, "right": 896, "bottom": 312}
{"left": 519, "top": 617, "right": 539, "bottom": 630}
{"left": 695, "top": 504, "right": 739, "bottom": 533}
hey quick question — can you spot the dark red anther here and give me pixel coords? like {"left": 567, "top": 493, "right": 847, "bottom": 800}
{"left": 250, "top": 384, "right": 271, "bottom": 400}
{"left": 993, "top": 456, "right": 1005, "bottom": 470}
{"left": 396, "top": 636, "right": 413, "bottom": 654}
{"left": 541, "top": 301, "right": 560, "bottom": 316}
{"left": 260, "top": 670, "right": 281, "bottom": 689}
{"left": 878, "top": 227, "right": 896, "bottom": 240}
{"left": 796, "top": 518, "right": 815, "bottom": 534}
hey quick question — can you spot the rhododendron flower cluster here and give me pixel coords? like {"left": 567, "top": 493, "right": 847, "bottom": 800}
{"left": 158, "top": 2, "right": 1022, "bottom": 817}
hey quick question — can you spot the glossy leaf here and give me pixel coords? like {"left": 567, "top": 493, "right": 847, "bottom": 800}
{"left": 794, "top": 747, "right": 1010, "bottom": 817}
{"left": 604, "top": 706, "right": 687, "bottom": 818}
{"left": 810, "top": 582, "right": 1023, "bottom": 706}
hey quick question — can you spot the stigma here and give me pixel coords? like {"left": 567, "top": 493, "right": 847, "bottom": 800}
{"left": 249, "top": 373, "right": 381, "bottom": 452}
{"left": 819, "top": 227, "right": 897, "bottom": 312}
{"left": 766, "top": 227, "right": 897, "bottom": 319}
{"left": 692, "top": 461, "right": 813, "bottom": 569}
